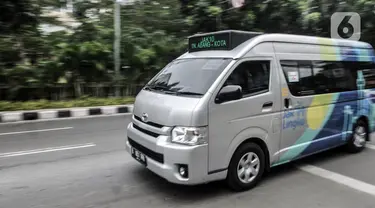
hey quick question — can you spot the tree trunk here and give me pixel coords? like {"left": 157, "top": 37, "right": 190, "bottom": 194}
{"left": 96, "top": 85, "right": 99, "bottom": 97}
{"left": 74, "top": 80, "right": 82, "bottom": 98}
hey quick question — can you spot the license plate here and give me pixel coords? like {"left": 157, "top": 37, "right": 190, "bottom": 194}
{"left": 131, "top": 147, "right": 147, "bottom": 166}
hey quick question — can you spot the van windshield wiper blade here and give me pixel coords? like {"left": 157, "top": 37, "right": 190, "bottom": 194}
{"left": 143, "top": 85, "right": 158, "bottom": 90}
{"left": 144, "top": 86, "right": 202, "bottom": 96}
{"left": 144, "top": 85, "right": 176, "bottom": 93}
{"left": 144, "top": 85, "right": 168, "bottom": 91}
{"left": 175, "top": 91, "right": 203, "bottom": 96}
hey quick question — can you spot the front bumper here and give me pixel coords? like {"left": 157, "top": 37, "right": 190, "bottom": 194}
{"left": 125, "top": 122, "right": 211, "bottom": 185}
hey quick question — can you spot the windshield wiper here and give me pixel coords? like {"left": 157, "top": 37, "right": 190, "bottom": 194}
{"left": 144, "top": 86, "right": 203, "bottom": 96}
{"left": 144, "top": 85, "right": 175, "bottom": 93}
{"left": 144, "top": 85, "right": 164, "bottom": 90}
{"left": 175, "top": 91, "right": 203, "bottom": 96}
{"left": 143, "top": 86, "right": 153, "bottom": 91}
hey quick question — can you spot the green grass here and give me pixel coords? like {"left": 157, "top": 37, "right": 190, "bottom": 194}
{"left": 0, "top": 97, "right": 135, "bottom": 111}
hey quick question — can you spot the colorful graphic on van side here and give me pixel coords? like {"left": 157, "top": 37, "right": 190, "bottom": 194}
{"left": 273, "top": 45, "right": 375, "bottom": 166}
{"left": 282, "top": 101, "right": 306, "bottom": 130}
{"left": 316, "top": 37, "right": 374, "bottom": 62}
{"left": 274, "top": 90, "right": 375, "bottom": 166}
{"left": 277, "top": 93, "right": 340, "bottom": 164}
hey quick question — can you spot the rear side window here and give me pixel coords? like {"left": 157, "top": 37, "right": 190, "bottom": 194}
{"left": 280, "top": 60, "right": 375, "bottom": 96}
{"left": 312, "top": 61, "right": 357, "bottom": 93}
{"left": 347, "top": 62, "right": 375, "bottom": 89}
{"left": 280, "top": 60, "right": 316, "bottom": 96}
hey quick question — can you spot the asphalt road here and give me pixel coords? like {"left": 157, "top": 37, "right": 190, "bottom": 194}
{"left": 1, "top": 115, "right": 375, "bottom": 208}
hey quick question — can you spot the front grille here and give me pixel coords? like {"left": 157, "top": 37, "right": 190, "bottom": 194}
{"left": 128, "top": 137, "right": 164, "bottom": 164}
{"left": 133, "top": 123, "right": 160, "bottom": 138}
{"left": 134, "top": 115, "right": 164, "bottom": 128}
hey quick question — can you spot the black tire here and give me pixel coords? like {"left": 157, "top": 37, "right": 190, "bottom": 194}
{"left": 226, "top": 142, "right": 265, "bottom": 192}
{"left": 345, "top": 119, "right": 368, "bottom": 153}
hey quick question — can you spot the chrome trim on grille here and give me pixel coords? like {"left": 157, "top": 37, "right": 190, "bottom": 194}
{"left": 133, "top": 123, "right": 160, "bottom": 138}
{"left": 131, "top": 115, "right": 172, "bottom": 137}
{"left": 134, "top": 115, "right": 163, "bottom": 128}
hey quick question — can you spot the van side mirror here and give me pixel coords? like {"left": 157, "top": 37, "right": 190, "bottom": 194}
{"left": 215, "top": 85, "right": 242, "bottom": 104}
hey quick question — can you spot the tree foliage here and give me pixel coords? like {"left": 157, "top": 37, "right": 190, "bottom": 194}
{"left": 1, "top": 0, "right": 375, "bottom": 100}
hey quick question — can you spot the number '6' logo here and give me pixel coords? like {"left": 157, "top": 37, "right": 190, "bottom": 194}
{"left": 331, "top": 12, "right": 361, "bottom": 41}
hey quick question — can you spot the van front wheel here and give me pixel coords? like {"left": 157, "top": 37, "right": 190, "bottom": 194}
{"left": 226, "top": 142, "right": 265, "bottom": 192}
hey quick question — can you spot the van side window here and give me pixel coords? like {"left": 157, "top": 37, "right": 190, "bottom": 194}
{"left": 329, "top": 62, "right": 357, "bottom": 92}
{"left": 280, "top": 60, "right": 367, "bottom": 96}
{"left": 280, "top": 60, "right": 315, "bottom": 96}
{"left": 298, "top": 61, "right": 315, "bottom": 95}
{"left": 312, "top": 61, "right": 357, "bottom": 94}
{"left": 280, "top": 61, "right": 300, "bottom": 95}
{"left": 346, "top": 62, "right": 375, "bottom": 89}
{"left": 224, "top": 61, "right": 270, "bottom": 97}
{"left": 312, "top": 61, "right": 333, "bottom": 94}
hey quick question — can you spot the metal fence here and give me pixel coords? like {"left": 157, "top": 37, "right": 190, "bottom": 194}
{"left": 0, "top": 84, "right": 145, "bottom": 101}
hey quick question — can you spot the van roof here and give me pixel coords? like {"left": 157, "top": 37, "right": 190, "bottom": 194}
{"left": 177, "top": 30, "right": 373, "bottom": 60}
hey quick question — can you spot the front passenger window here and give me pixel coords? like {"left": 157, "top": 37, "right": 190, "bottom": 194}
{"left": 224, "top": 61, "right": 270, "bottom": 96}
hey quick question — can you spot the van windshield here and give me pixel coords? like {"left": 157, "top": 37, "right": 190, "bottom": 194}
{"left": 144, "top": 58, "right": 231, "bottom": 96}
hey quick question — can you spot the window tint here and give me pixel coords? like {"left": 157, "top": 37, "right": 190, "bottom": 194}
{"left": 298, "top": 62, "right": 315, "bottom": 95}
{"left": 312, "top": 61, "right": 333, "bottom": 94}
{"left": 224, "top": 60, "right": 270, "bottom": 96}
{"left": 331, "top": 62, "right": 357, "bottom": 92}
{"left": 280, "top": 60, "right": 315, "bottom": 96}
{"left": 312, "top": 61, "right": 357, "bottom": 93}
{"left": 280, "top": 61, "right": 300, "bottom": 95}
{"left": 281, "top": 60, "right": 375, "bottom": 96}
{"left": 346, "top": 62, "right": 375, "bottom": 89}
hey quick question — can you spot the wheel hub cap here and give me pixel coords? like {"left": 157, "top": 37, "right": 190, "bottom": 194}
{"left": 354, "top": 125, "right": 366, "bottom": 148}
{"left": 237, "top": 152, "right": 260, "bottom": 184}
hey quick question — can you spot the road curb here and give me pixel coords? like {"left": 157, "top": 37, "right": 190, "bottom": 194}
{"left": 0, "top": 105, "right": 134, "bottom": 123}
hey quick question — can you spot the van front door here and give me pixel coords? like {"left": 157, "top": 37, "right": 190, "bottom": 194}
{"left": 207, "top": 58, "right": 282, "bottom": 173}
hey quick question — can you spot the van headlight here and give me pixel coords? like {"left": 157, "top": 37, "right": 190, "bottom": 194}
{"left": 171, "top": 126, "right": 208, "bottom": 146}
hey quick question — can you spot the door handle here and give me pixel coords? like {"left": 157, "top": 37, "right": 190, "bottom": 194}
{"left": 284, "top": 98, "right": 290, "bottom": 108}
{"left": 262, "top": 101, "right": 273, "bottom": 113}
{"left": 262, "top": 102, "right": 273, "bottom": 108}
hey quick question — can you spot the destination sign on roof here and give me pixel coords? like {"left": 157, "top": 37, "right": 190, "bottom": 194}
{"left": 188, "top": 30, "right": 263, "bottom": 53}
{"left": 189, "top": 33, "right": 229, "bottom": 52}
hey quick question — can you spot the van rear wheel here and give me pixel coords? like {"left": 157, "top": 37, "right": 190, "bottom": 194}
{"left": 345, "top": 119, "right": 368, "bottom": 153}
{"left": 226, "top": 142, "right": 265, "bottom": 192}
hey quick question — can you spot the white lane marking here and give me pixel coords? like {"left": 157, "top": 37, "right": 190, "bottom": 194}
{"left": 298, "top": 164, "right": 375, "bottom": 197}
{"left": 365, "top": 143, "right": 375, "bottom": 150}
{"left": 0, "top": 127, "right": 73, "bottom": 136}
{"left": 0, "top": 143, "right": 96, "bottom": 158}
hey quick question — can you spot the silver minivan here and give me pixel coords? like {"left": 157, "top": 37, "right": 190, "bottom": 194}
{"left": 126, "top": 30, "right": 375, "bottom": 191}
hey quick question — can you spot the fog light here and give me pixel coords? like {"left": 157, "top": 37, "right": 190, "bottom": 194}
{"left": 179, "top": 167, "right": 186, "bottom": 176}
{"left": 178, "top": 165, "right": 188, "bottom": 178}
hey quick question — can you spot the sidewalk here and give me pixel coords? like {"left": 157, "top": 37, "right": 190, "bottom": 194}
{"left": 0, "top": 104, "right": 134, "bottom": 123}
